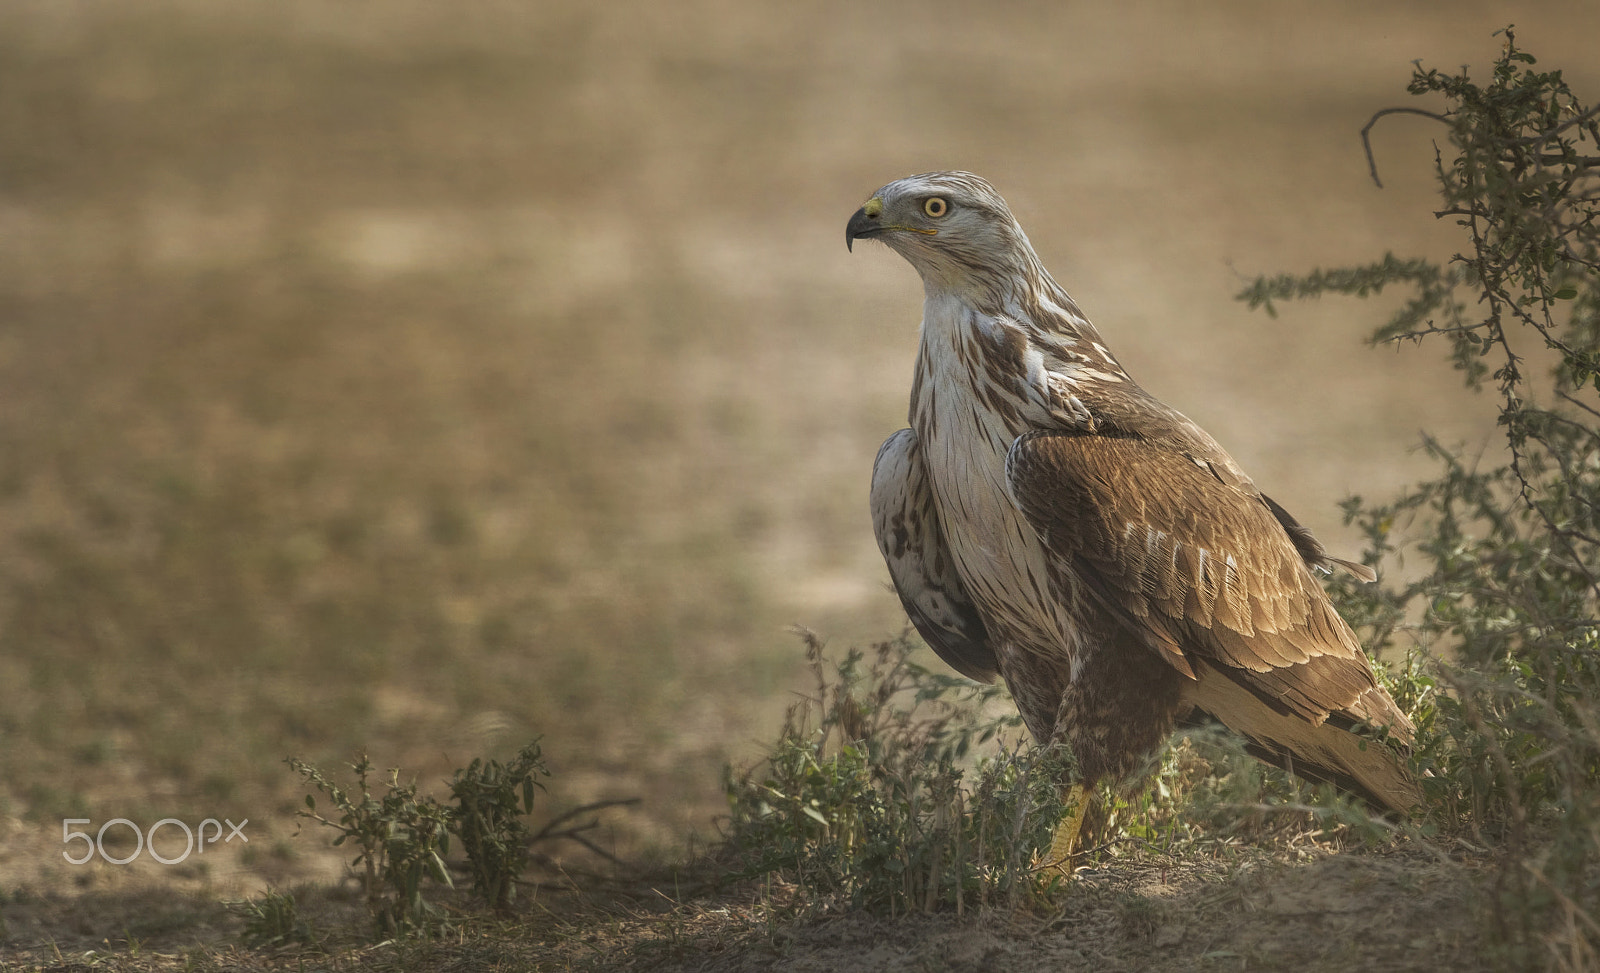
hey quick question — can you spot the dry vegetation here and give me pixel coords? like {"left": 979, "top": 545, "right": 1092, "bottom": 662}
{"left": 2, "top": 1, "right": 1598, "bottom": 969}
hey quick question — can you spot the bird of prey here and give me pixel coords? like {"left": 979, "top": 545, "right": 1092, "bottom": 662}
{"left": 848, "top": 171, "right": 1419, "bottom": 861}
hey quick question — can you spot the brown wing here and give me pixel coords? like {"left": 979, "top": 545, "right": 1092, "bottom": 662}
{"left": 1004, "top": 429, "right": 1410, "bottom": 737}
{"left": 872, "top": 429, "right": 999, "bottom": 682}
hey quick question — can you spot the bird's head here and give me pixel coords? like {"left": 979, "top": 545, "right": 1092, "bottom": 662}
{"left": 846, "top": 171, "right": 1044, "bottom": 306}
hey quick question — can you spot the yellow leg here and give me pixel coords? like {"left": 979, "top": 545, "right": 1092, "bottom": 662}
{"left": 1044, "top": 782, "right": 1087, "bottom": 868}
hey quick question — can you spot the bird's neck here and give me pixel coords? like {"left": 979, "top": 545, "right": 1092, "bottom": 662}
{"left": 910, "top": 291, "right": 1053, "bottom": 436}
{"left": 909, "top": 279, "right": 1134, "bottom": 435}
{"left": 917, "top": 272, "right": 1119, "bottom": 370}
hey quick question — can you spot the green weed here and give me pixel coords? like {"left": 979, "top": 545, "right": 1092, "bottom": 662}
{"left": 446, "top": 741, "right": 550, "bottom": 912}
{"left": 723, "top": 631, "right": 1063, "bottom": 916}
{"left": 227, "top": 887, "right": 314, "bottom": 948}
{"left": 289, "top": 754, "right": 455, "bottom": 937}
{"left": 286, "top": 740, "right": 590, "bottom": 938}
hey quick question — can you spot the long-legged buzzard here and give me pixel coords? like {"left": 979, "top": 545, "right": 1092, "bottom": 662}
{"left": 848, "top": 171, "right": 1419, "bottom": 861}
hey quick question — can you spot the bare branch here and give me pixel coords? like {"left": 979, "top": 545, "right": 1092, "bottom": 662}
{"left": 529, "top": 797, "right": 642, "bottom": 844}
{"left": 1362, "top": 106, "right": 1452, "bottom": 188}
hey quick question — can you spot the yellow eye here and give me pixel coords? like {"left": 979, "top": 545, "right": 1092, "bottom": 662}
{"left": 923, "top": 197, "right": 949, "bottom": 218}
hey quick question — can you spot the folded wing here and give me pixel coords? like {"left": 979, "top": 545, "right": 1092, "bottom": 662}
{"left": 1004, "top": 429, "right": 1418, "bottom": 810}
{"left": 871, "top": 429, "right": 999, "bottom": 682}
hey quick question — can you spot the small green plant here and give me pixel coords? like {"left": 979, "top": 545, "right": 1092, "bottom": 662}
{"left": 723, "top": 631, "right": 1066, "bottom": 916}
{"left": 288, "top": 753, "right": 454, "bottom": 937}
{"left": 1239, "top": 27, "right": 1600, "bottom": 969}
{"left": 228, "top": 887, "right": 314, "bottom": 948}
{"left": 447, "top": 740, "right": 550, "bottom": 912}
{"left": 289, "top": 740, "right": 576, "bottom": 935}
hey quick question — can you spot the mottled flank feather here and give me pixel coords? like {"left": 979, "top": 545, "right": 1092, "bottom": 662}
{"left": 853, "top": 171, "right": 1419, "bottom": 812}
{"left": 871, "top": 429, "right": 998, "bottom": 682}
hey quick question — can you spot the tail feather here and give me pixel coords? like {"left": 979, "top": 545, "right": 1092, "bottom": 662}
{"left": 1326, "top": 556, "right": 1378, "bottom": 584}
{"left": 1182, "top": 667, "right": 1422, "bottom": 814}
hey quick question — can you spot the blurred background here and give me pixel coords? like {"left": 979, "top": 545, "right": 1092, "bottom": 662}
{"left": 2, "top": 0, "right": 1596, "bottom": 891}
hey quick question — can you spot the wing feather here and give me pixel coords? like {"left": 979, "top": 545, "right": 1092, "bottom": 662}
{"left": 871, "top": 429, "right": 999, "bottom": 682}
{"left": 1004, "top": 430, "right": 1411, "bottom": 738}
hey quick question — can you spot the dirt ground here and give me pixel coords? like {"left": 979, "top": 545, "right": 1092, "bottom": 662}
{"left": 1, "top": 0, "right": 1597, "bottom": 968}
{"left": 649, "top": 851, "right": 1487, "bottom": 973}
{"left": 0, "top": 844, "right": 1492, "bottom": 971}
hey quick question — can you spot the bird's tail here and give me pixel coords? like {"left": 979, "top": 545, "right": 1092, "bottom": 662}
{"left": 1182, "top": 667, "right": 1422, "bottom": 814}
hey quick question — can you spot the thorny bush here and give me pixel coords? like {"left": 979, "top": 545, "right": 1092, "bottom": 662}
{"left": 1240, "top": 27, "right": 1600, "bottom": 970}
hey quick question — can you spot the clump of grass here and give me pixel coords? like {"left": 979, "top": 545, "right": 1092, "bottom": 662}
{"left": 722, "top": 631, "right": 1062, "bottom": 916}
{"left": 227, "top": 887, "right": 315, "bottom": 948}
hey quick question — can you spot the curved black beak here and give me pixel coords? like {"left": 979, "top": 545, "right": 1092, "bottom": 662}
{"left": 845, "top": 205, "right": 882, "bottom": 252}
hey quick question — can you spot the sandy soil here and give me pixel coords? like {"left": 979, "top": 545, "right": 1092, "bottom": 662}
{"left": 0, "top": 844, "right": 1492, "bottom": 972}
{"left": 649, "top": 851, "right": 1486, "bottom": 973}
